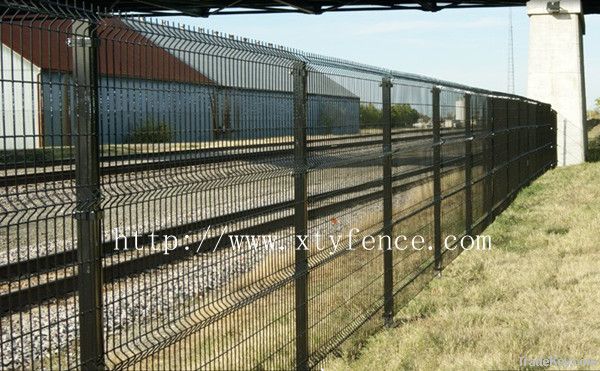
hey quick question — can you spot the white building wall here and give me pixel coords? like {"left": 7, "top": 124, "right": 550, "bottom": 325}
{"left": 1, "top": 43, "right": 41, "bottom": 150}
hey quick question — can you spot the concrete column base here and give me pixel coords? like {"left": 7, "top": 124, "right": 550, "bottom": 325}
{"left": 527, "top": 0, "right": 587, "bottom": 166}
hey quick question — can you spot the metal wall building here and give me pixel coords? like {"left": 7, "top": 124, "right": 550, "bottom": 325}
{"left": 0, "top": 18, "right": 359, "bottom": 149}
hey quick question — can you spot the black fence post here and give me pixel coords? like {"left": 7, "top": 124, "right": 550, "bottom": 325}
{"left": 505, "top": 100, "right": 511, "bottom": 205}
{"left": 70, "top": 20, "right": 104, "bottom": 369}
{"left": 381, "top": 77, "right": 394, "bottom": 325}
{"left": 515, "top": 100, "right": 521, "bottom": 194}
{"left": 464, "top": 94, "right": 473, "bottom": 237}
{"left": 552, "top": 109, "right": 558, "bottom": 168}
{"left": 535, "top": 103, "right": 541, "bottom": 173}
{"left": 432, "top": 87, "right": 442, "bottom": 274}
{"left": 525, "top": 102, "right": 530, "bottom": 184}
{"left": 292, "top": 61, "right": 309, "bottom": 371}
{"left": 505, "top": 100, "right": 510, "bottom": 204}
{"left": 485, "top": 98, "right": 495, "bottom": 225}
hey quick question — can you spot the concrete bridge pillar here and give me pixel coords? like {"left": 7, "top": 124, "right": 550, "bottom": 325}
{"left": 527, "top": 0, "right": 587, "bottom": 166}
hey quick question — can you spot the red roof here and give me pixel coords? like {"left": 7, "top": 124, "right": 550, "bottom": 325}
{"left": 1, "top": 18, "right": 212, "bottom": 85}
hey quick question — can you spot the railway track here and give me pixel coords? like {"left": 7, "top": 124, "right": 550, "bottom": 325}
{"left": 0, "top": 129, "right": 472, "bottom": 313}
{"left": 0, "top": 128, "right": 462, "bottom": 187}
{"left": 0, "top": 156, "right": 474, "bottom": 313}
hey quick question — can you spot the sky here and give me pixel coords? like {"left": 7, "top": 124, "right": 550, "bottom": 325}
{"left": 171, "top": 7, "right": 600, "bottom": 109}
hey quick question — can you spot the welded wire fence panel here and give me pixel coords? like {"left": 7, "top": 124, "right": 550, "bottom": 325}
{"left": 507, "top": 100, "right": 520, "bottom": 195}
{"left": 470, "top": 95, "right": 488, "bottom": 230}
{"left": 304, "top": 65, "right": 386, "bottom": 368}
{"left": 439, "top": 89, "right": 467, "bottom": 267}
{"left": 0, "top": 9, "right": 83, "bottom": 370}
{"left": 96, "top": 16, "right": 299, "bottom": 371}
{"left": 0, "top": 1, "right": 557, "bottom": 369}
{"left": 491, "top": 98, "right": 508, "bottom": 212}
{"left": 387, "top": 80, "right": 436, "bottom": 312}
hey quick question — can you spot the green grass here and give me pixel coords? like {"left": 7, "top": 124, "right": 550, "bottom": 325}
{"left": 327, "top": 160, "right": 600, "bottom": 370}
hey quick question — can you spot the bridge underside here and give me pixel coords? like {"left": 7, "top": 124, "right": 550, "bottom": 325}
{"left": 51, "top": 1, "right": 600, "bottom": 16}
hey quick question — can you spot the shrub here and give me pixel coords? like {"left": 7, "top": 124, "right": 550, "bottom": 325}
{"left": 359, "top": 104, "right": 382, "bottom": 127}
{"left": 360, "top": 103, "right": 421, "bottom": 128}
{"left": 391, "top": 104, "right": 420, "bottom": 127}
{"left": 128, "top": 120, "right": 172, "bottom": 144}
{"left": 319, "top": 103, "right": 345, "bottom": 134}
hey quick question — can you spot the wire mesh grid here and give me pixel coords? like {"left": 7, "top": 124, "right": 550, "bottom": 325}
{"left": 0, "top": 0, "right": 557, "bottom": 369}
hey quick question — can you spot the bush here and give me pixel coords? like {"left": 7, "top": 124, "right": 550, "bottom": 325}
{"left": 360, "top": 103, "right": 421, "bottom": 128}
{"left": 359, "top": 104, "right": 382, "bottom": 127}
{"left": 128, "top": 120, "right": 172, "bottom": 144}
{"left": 391, "top": 104, "right": 420, "bottom": 127}
{"left": 588, "top": 97, "right": 600, "bottom": 120}
{"left": 319, "top": 103, "right": 345, "bottom": 134}
{"left": 588, "top": 119, "right": 600, "bottom": 162}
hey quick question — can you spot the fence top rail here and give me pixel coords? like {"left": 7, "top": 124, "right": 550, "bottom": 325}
{"left": 1, "top": 0, "right": 548, "bottom": 106}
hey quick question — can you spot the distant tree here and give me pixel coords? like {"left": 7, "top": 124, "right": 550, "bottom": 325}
{"left": 588, "top": 98, "right": 600, "bottom": 120}
{"left": 359, "top": 104, "right": 382, "bottom": 127}
{"left": 391, "top": 104, "right": 420, "bottom": 128}
{"left": 128, "top": 120, "right": 172, "bottom": 144}
{"left": 360, "top": 103, "right": 421, "bottom": 128}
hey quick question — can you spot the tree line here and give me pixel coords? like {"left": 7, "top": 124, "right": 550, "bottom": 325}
{"left": 359, "top": 103, "right": 429, "bottom": 128}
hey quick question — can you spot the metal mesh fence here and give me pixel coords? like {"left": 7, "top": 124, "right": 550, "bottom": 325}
{"left": 0, "top": 1, "right": 557, "bottom": 369}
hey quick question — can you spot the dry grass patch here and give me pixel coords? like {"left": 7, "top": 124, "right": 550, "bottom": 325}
{"left": 328, "top": 161, "right": 600, "bottom": 371}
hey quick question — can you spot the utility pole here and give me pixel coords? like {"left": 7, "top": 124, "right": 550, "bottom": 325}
{"left": 507, "top": 8, "right": 515, "bottom": 94}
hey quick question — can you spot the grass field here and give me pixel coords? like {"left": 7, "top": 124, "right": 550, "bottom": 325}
{"left": 328, "top": 129, "right": 600, "bottom": 370}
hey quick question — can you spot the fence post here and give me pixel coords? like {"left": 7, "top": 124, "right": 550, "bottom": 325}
{"left": 70, "top": 20, "right": 104, "bottom": 369}
{"left": 516, "top": 101, "right": 522, "bottom": 193}
{"left": 464, "top": 94, "right": 473, "bottom": 237}
{"left": 485, "top": 98, "right": 495, "bottom": 225}
{"left": 432, "top": 87, "right": 442, "bottom": 274}
{"left": 552, "top": 109, "right": 558, "bottom": 168}
{"left": 381, "top": 77, "right": 394, "bottom": 325}
{"left": 505, "top": 100, "right": 511, "bottom": 204}
{"left": 292, "top": 61, "right": 309, "bottom": 371}
{"left": 500, "top": 99, "right": 513, "bottom": 203}
{"left": 525, "top": 102, "right": 530, "bottom": 184}
{"left": 535, "top": 103, "right": 541, "bottom": 174}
